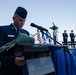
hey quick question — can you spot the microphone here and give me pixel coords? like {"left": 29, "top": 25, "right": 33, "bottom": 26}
{"left": 30, "top": 23, "right": 48, "bottom": 31}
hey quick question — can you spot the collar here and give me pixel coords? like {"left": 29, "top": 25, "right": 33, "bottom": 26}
{"left": 12, "top": 23, "right": 18, "bottom": 31}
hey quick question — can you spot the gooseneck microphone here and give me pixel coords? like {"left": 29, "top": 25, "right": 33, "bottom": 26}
{"left": 30, "top": 23, "right": 48, "bottom": 32}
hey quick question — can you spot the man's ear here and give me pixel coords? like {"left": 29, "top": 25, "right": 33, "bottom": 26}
{"left": 12, "top": 16, "right": 16, "bottom": 22}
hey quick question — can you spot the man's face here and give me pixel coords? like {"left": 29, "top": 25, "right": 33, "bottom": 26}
{"left": 13, "top": 15, "right": 25, "bottom": 29}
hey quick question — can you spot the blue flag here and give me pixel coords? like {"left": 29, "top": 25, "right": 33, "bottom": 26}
{"left": 46, "top": 31, "right": 51, "bottom": 43}
{"left": 42, "top": 33, "right": 46, "bottom": 44}
{"left": 42, "top": 31, "right": 51, "bottom": 44}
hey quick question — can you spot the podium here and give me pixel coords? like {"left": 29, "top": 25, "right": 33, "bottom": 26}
{"left": 15, "top": 43, "right": 56, "bottom": 75}
{"left": 0, "top": 43, "right": 56, "bottom": 75}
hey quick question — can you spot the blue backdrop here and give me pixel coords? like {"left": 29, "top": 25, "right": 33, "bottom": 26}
{"left": 50, "top": 45, "right": 76, "bottom": 75}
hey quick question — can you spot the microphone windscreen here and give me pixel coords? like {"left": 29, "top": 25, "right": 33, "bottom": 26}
{"left": 30, "top": 23, "right": 36, "bottom": 27}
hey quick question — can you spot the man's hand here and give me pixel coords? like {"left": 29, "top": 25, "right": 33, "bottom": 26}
{"left": 13, "top": 47, "right": 25, "bottom": 66}
{"left": 14, "top": 56, "right": 25, "bottom": 66}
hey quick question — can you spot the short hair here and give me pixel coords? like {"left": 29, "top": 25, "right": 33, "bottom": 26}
{"left": 71, "top": 30, "right": 73, "bottom": 32}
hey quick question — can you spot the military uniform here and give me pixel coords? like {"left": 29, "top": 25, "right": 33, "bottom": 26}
{"left": 0, "top": 24, "right": 29, "bottom": 75}
{"left": 62, "top": 31, "right": 68, "bottom": 45}
{"left": 70, "top": 30, "right": 75, "bottom": 48}
{"left": 0, "top": 7, "right": 29, "bottom": 75}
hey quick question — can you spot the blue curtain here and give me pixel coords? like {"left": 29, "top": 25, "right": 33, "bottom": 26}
{"left": 49, "top": 45, "right": 66, "bottom": 75}
{"left": 70, "top": 48, "right": 76, "bottom": 75}
{"left": 50, "top": 45, "right": 76, "bottom": 75}
{"left": 65, "top": 52, "right": 71, "bottom": 75}
{"left": 65, "top": 48, "right": 76, "bottom": 75}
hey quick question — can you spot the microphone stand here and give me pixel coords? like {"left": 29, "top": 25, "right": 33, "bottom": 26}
{"left": 40, "top": 30, "right": 62, "bottom": 45}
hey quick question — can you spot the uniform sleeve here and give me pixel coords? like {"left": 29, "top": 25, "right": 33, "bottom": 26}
{"left": 21, "top": 29, "right": 30, "bottom": 36}
{"left": 0, "top": 56, "right": 15, "bottom": 62}
{"left": 0, "top": 27, "right": 5, "bottom": 47}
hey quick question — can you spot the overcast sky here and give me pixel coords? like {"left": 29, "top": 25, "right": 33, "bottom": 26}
{"left": 0, "top": 0, "right": 76, "bottom": 42}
